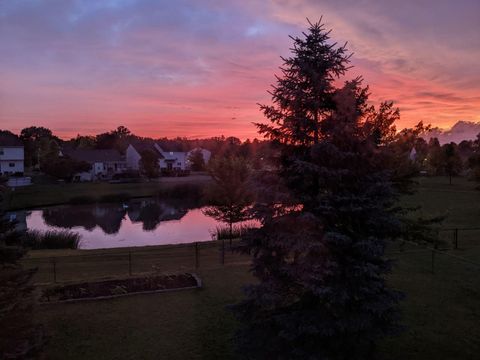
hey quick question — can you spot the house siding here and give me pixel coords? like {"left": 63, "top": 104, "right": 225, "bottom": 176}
{"left": 0, "top": 146, "right": 24, "bottom": 174}
{"left": 126, "top": 145, "right": 142, "bottom": 170}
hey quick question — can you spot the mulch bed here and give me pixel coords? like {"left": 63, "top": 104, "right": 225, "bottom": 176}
{"left": 39, "top": 273, "right": 200, "bottom": 303}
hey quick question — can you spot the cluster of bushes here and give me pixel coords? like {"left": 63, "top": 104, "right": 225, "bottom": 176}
{"left": 22, "top": 229, "right": 81, "bottom": 250}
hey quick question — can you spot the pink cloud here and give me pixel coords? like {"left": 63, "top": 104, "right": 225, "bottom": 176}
{"left": 1, "top": 0, "right": 479, "bottom": 139}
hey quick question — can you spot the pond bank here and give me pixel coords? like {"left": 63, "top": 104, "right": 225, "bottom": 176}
{"left": 6, "top": 175, "right": 212, "bottom": 211}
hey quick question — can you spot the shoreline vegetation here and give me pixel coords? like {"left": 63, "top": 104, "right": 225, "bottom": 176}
{"left": 6, "top": 174, "right": 212, "bottom": 211}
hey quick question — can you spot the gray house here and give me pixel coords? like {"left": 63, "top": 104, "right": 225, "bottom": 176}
{"left": 63, "top": 149, "right": 127, "bottom": 181}
{"left": 126, "top": 143, "right": 210, "bottom": 172}
{"left": 0, "top": 137, "right": 24, "bottom": 175}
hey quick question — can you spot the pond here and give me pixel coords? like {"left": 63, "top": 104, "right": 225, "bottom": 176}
{"left": 13, "top": 198, "right": 254, "bottom": 250}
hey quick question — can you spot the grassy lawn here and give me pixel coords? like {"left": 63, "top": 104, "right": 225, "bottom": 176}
{"left": 7, "top": 174, "right": 212, "bottom": 210}
{"left": 23, "top": 176, "right": 480, "bottom": 359}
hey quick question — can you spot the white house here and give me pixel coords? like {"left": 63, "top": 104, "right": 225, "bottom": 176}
{"left": 409, "top": 147, "right": 417, "bottom": 162}
{"left": 154, "top": 144, "right": 188, "bottom": 171}
{"left": 0, "top": 145, "right": 24, "bottom": 175}
{"left": 126, "top": 143, "right": 211, "bottom": 172}
{"left": 126, "top": 143, "right": 163, "bottom": 170}
{"left": 63, "top": 148, "right": 127, "bottom": 181}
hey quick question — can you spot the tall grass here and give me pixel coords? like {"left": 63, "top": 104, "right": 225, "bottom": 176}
{"left": 23, "top": 229, "right": 81, "bottom": 250}
{"left": 212, "top": 223, "right": 257, "bottom": 240}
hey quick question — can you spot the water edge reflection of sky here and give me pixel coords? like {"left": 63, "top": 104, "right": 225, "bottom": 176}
{"left": 23, "top": 201, "right": 238, "bottom": 249}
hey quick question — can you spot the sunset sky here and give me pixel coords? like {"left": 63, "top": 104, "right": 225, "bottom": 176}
{"left": 1, "top": 0, "right": 479, "bottom": 140}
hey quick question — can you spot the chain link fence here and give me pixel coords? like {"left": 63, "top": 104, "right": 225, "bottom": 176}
{"left": 21, "top": 239, "right": 250, "bottom": 284}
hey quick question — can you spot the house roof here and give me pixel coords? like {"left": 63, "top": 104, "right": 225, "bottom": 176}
{"left": 161, "top": 151, "right": 186, "bottom": 161}
{"left": 130, "top": 143, "right": 164, "bottom": 159}
{"left": 0, "top": 135, "right": 23, "bottom": 147}
{"left": 63, "top": 149, "right": 125, "bottom": 163}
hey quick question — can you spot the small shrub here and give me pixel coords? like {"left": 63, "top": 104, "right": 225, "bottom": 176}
{"left": 23, "top": 229, "right": 81, "bottom": 249}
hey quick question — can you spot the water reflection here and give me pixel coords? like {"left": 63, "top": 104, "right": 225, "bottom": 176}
{"left": 41, "top": 199, "right": 191, "bottom": 234}
{"left": 22, "top": 198, "right": 225, "bottom": 249}
{"left": 43, "top": 203, "right": 126, "bottom": 234}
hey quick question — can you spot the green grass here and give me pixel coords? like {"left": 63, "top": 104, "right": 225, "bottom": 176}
{"left": 403, "top": 176, "right": 480, "bottom": 228}
{"left": 22, "top": 176, "right": 480, "bottom": 359}
{"left": 7, "top": 175, "right": 212, "bottom": 210}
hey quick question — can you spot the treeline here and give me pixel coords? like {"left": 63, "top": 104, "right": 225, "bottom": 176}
{"left": 2, "top": 125, "right": 480, "bottom": 183}
{"left": 0, "top": 126, "right": 273, "bottom": 170}
{"left": 404, "top": 130, "right": 480, "bottom": 182}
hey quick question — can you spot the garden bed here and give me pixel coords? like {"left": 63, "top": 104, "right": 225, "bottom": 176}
{"left": 39, "top": 273, "right": 201, "bottom": 303}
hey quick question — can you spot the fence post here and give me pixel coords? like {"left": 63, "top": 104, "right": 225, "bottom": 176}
{"left": 431, "top": 250, "right": 435, "bottom": 274}
{"left": 52, "top": 257, "right": 57, "bottom": 283}
{"left": 454, "top": 228, "right": 458, "bottom": 249}
{"left": 195, "top": 242, "right": 199, "bottom": 269}
{"left": 128, "top": 251, "right": 132, "bottom": 276}
{"left": 221, "top": 238, "right": 225, "bottom": 265}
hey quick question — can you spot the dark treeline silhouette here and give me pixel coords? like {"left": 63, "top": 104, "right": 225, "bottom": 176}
{"left": 2, "top": 123, "right": 480, "bottom": 183}
{"left": 0, "top": 127, "right": 273, "bottom": 169}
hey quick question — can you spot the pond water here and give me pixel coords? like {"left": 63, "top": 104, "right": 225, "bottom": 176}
{"left": 14, "top": 198, "right": 253, "bottom": 249}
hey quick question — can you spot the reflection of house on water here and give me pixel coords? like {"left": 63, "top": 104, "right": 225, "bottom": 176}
{"left": 127, "top": 199, "right": 188, "bottom": 231}
{"left": 6, "top": 210, "right": 28, "bottom": 232}
{"left": 41, "top": 199, "right": 190, "bottom": 234}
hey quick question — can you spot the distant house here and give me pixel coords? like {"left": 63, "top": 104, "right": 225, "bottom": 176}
{"left": 63, "top": 149, "right": 127, "bottom": 181}
{"left": 154, "top": 144, "right": 188, "bottom": 171}
{"left": 0, "top": 138, "right": 24, "bottom": 175}
{"left": 127, "top": 143, "right": 210, "bottom": 173}
{"left": 409, "top": 147, "right": 417, "bottom": 162}
{"left": 126, "top": 143, "right": 163, "bottom": 171}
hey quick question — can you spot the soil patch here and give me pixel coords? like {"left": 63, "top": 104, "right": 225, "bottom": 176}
{"left": 39, "top": 273, "right": 200, "bottom": 303}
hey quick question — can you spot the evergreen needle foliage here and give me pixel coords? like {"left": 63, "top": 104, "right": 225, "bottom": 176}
{"left": 232, "top": 19, "right": 431, "bottom": 360}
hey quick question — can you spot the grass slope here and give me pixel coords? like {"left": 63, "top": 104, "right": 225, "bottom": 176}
{"left": 29, "top": 176, "right": 480, "bottom": 359}
{"left": 7, "top": 175, "right": 212, "bottom": 210}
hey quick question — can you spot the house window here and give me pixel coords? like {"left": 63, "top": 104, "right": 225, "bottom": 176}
{"left": 9, "top": 163, "right": 15, "bottom": 167}
{"left": 0, "top": 148, "right": 4, "bottom": 155}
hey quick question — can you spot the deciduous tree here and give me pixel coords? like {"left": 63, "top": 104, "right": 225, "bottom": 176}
{"left": 139, "top": 150, "right": 160, "bottom": 178}
{"left": 203, "top": 156, "right": 253, "bottom": 247}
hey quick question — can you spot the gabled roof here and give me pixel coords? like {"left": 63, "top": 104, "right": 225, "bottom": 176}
{"left": 161, "top": 151, "right": 187, "bottom": 161}
{"left": 63, "top": 149, "right": 125, "bottom": 163}
{"left": 0, "top": 134, "right": 23, "bottom": 147}
{"left": 129, "top": 143, "right": 165, "bottom": 159}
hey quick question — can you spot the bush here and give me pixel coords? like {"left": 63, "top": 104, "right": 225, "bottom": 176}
{"left": 23, "top": 229, "right": 81, "bottom": 249}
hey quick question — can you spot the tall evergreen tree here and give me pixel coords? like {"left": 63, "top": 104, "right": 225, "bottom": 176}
{"left": 232, "top": 20, "right": 420, "bottom": 359}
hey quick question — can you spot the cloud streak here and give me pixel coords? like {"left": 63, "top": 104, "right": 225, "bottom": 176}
{"left": 1, "top": 0, "right": 479, "bottom": 138}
